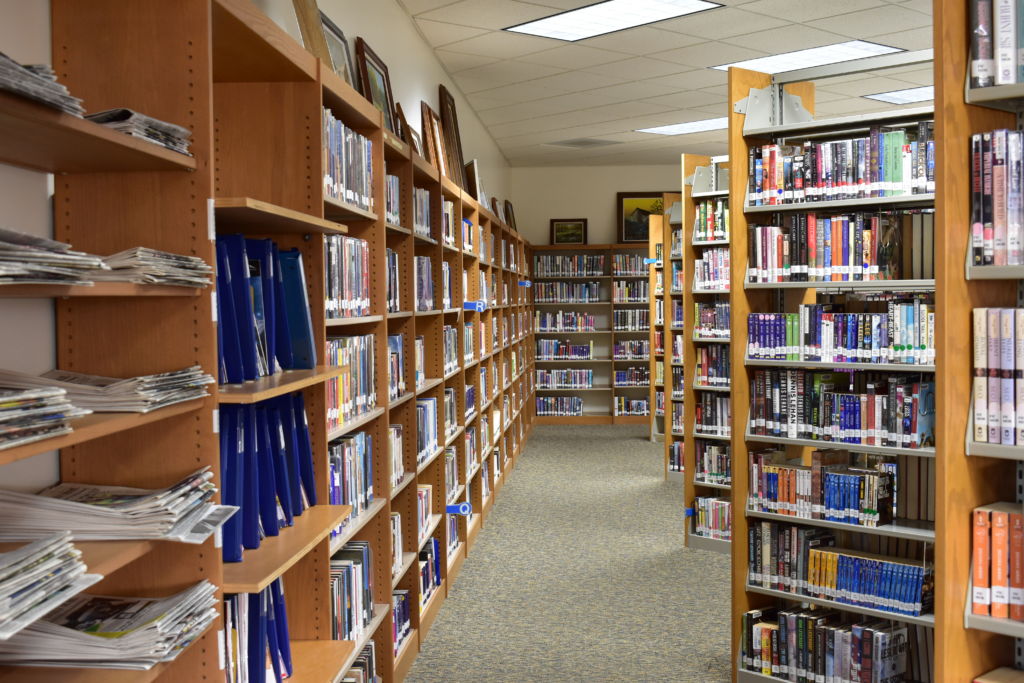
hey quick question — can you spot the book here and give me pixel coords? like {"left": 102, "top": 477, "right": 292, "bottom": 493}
{"left": 533, "top": 254, "right": 605, "bottom": 277}
{"left": 972, "top": 129, "right": 1024, "bottom": 265}
{"left": 322, "top": 107, "right": 373, "bottom": 211}
{"left": 694, "top": 496, "right": 731, "bottom": 539}
{"left": 972, "top": 307, "right": 1024, "bottom": 444}
{"left": 325, "top": 333, "right": 376, "bottom": 431}
{"left": 328, "top": 430, "right": 374, "bottom": 535}
{"left": 973, "top": 502, "right": 1024, "bottom": 621}
{"left": 330, "top": 540, "right": 374, "bottom": 641}
{"left": 972, "top": 0, "right": 996, "bottom": 87}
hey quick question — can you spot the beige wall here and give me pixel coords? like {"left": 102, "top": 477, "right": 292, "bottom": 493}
{"left": 319, "top": 0, "right": 510, "bottom": 198}
{"left": 508, "top": 164, "right": 682, "bottom": 246}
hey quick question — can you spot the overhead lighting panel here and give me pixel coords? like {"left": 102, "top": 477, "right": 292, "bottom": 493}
{"left": 863, "top": 85, "right": 934, "bottom": 104}
{"left": 505, "top": 0, "right": 721, "bottom": 42}
{"left": 712, "top": 40, "right": 902, "bottom": 74}
{"left": 636, "top": 117, "right": 729, "bottom": 135}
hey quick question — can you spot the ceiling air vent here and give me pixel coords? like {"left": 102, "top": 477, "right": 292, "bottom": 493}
{"left": 544, "top": 138, "right": 621, "bottom": 149}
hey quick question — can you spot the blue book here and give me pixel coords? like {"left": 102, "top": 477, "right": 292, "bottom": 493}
{"left": 279, "top": 249, "right": 317, "bottom": 369}
{"left": 265, "top": 585, "right": 285, "bottom": 683}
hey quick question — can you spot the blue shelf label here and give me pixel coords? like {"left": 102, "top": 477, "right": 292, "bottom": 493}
{"left": 643, "top": 258, "right": 658, "bottom": 264}
{"left": 684, "top": 507, "right": 695, "bottom": 517}
{"left": 518, "top": 280, "right": 532, "bottom": 287}
{"left": 464, "top": 300, "right": 486, "bottom": 312}
{"left": 446, "top": 502, "right": 472, "bottom": 516}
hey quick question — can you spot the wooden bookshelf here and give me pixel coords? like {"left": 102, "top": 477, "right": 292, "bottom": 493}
{"left": 0, "top": 2, "right": 536, "bottom": 682}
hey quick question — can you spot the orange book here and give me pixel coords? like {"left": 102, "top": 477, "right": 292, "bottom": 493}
{"left": 974, "top": 507, "right": 992, "bottom": 616}
{"left": 991, "top": 507, "right": 1010, "bottom": 618}
{"left": 1011, "top": 511, "right": 1024, "bottom": 621}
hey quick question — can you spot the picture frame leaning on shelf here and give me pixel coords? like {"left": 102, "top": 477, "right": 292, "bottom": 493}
{"left": 355, "top": 37, "right": 397, "bottom": 134}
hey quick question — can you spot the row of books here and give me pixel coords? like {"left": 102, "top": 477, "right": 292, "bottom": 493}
{"left": 537, "top": 369, "right": 593, "bottom": 389}
{"left": 329, "top": 431, "right": 374, "bottom": 533}
{"left": 973, "top": 307, "right": 1024, "bottom": 445}
{"left": 387, "top": 334, "right": 406, "bottom": 401}
{"left": 748, "top": 370, "right": 935, "bottom": 449}
{"left": 671, "top": 402, "right": 685, "bottom": 433}
{"left": 672, "top": 336, "right": 685, "bottom": 364}
{"left": 414, "top": 256, "right": 434, "bottom": 311}
{"left": 389, "top": 425, "right": 405, "bottom": 491}
{"left": 611, "top": 253, "right": 647, "bottom": 276}
{"left": 613, "top": 397, "right": 649, "bottom": 416}
{"left": 696, "top": 344, "right": 729, "bottom": 387}
{"left": 612, "top": 279, "right": 648, "bottom": 303}
{"left": 344, "top": 644, "right": 379, "bottom": 683}
{"left": 748, "top": 448, "right": 895, "bottom": 528}
{"left": 970, "top": 0, "right": 1024, "bottom": 87}
{"left": 322, "top": 107, "right": 373, "bottom": 211}
{"left": 746, "top": 125, "right": 935, "bottom": 206}
{"left": 326, "top": 334, "right": 376, "bottom": 430}
{"left": 653, "top": 330, "right": 664, "bottom": 354}
{"left": 739, "top": 605, "right": 933, "bottom": 683}
{"left": 217, "top": 235, "right": 316, "bottom": 383}
{"left": 746, "top": 303, "right": 936, "bottom": 366}
{"left": 671, "top": 299, "right": 684, "bottom": 328}
{"left": 393, "top": 589, "right": 412, "bottom": 655}
{"left": 695, "top": 441, "right": 731, "bottom": 486}
{"left": 444, "top": 449, "right": 459, "bottom": 502}
{"left": 748, "top": 519, "right": 934, "bottom": 617}
{"left": 614, "top": 366, "right": 649, "bottom": 387}
{"left": 386, "top": 247, "right": 401, "bottom": 313}
{"left": 330, "top": 540, "right": 374, "bottom": 641}
{"left": 444, "top": 389, "right": 457, "bottom": 436}
{"left": 745, "top": 210, "right": 934, "bottom": 283}
{"left": 416, "top": 485, "right": 433, "bottom": 542}
{"left": 972, "top": 502, "right": 1024, "bottom": 621}
{"left": 224, "top": 580, "right": 291, "bottom": 682}
{"left": 671, "top": 366, "right": 684, "bottom": 396}
{"left": 613, "top": 309, "right": 648, "bottom": 330}
{"left": 462, "top": 218, "right": 476, "bottom": 252}
{"left": 385, "top": 173, "right": 401, "bottom": 226}
{"left": 695, "top": 301, "right": 730, "bottom": 339}
{"left": 443, "top": 325, "right": 459, "bottom": 375}
{"left": 390, "top": 512, "right": 404, "bottom": 580}
{"left": 971, "top": 129, "right": 1024, "bottom": 266}
{"left": 416, "top": 398, "right": 438, "bottom": 463}
{"left": 414, "top": 187, "right": 431, "bottom": 238}
{"left": 535, "top": 281, "right": 601, "bottom": 303}
{"left": 670, "top": 261, "right": 686, "bottom": 293}
{"left": 614, "top": 339, "right": 649, "bottom": 359}
{"left": 220, "top": 396, "right": 316, "bottom": 562}
{"left": 537, "top": 339, "right": 592, "bottom": 359}
{"left": 694, "top": 496, "right": 731, "bottom": 540}
{"left": 536, "top": 396, "right": 584, "bottom": 416}
{"left": 535, "top": 311, "right": 596, "bottom": 332}
{"left": 420, "top": 537, "right": 443, "bottom": 605}
{"left": 534, "top": 254, "right": 604, "bottom": 277}
{"left": 694, "top": 392, "right": 731, "bottom": 437}
{"left": 694, "top": 246, "right": 730, "bottom": 290}
{"left": 669, "top": 441, "right": 683, "bottom": 472}
{"left": 693, "top": 197, "right": 729, "bottom": 242}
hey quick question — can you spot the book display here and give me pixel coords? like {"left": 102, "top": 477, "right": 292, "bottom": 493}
{"left": 0, "top": 2, "right": 535, "bottom": 681}
{"left": 531, "top": 244, "right": 654, "bottom": 423}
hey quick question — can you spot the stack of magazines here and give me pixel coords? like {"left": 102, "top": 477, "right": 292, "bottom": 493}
{"left": 85, "top": 108, "right": 192, "bottom": 155}
{"left": 0, "top": 365, "right": 215, "bottom": 413}
{"left": 0, "top": 467, "right": 235, "bottom": 544}
{"left": 0, "top": 52, "right": 84, "bottom": 116}
{"left": 0, "top": 580, "right": 218, "bottom": 670}
{"left": 0, "top": 228, "right": 106, "bottom": 286}
{"left": 90, "top": 247, "right": 213, "bottom": 287}
{"left": 0, "top": 533, "right": 101, "bottom": 640}
{"left": 0, "top": 386, "right": 90, "bottom": 452}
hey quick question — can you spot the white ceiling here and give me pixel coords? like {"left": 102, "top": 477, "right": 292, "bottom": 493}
{"left": 398, "top": 0, "right": 933, "bottom": 167}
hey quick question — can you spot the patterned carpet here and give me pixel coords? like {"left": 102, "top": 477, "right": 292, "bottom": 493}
{"left": 407, "top": 424, "right": 732, "bottom": 683}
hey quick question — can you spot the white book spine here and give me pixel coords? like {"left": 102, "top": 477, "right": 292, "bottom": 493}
{"left": 975, "top": 308, "right": 989, "bottom": 442}
{"left": 995, "top": 0, "right": 1018, "bottom": 84}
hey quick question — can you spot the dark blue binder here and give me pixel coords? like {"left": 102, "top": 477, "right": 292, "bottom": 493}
{"left": 241, "top": 405, "right": 261, "bottom": 550}
{"left": 279, "top": 249, "right": 317, "bottom": 369}
{"left": 246, "top": 591, "right": 268, "bottom": 683}
{"left": 265, "top": 586, "right": 284, "bottom": 683}
{"left": 265, "top": 405, "right": 294, "bottom": 528}
{"left": 291, "top": 392, "right": 317, "bottom": 507}
{"left": 220, "top": 234, "right": 261, "bottom": 381}
{"left": 216, "top": 240, "right": 245, "bottom": 385}
{"left": 271, "top": 246, "right": 295, "bottom": 370}
{"left": 255, "top": 407, "right": 282, "bottom": 536}
{"left": 270, "top": 578, "right": 294, "bottom": 676}
{"left": 220, "top": 406, "right": 244, "bottom": 562}
{"left": 273, "top": 395, "right": 305, "bottom": 517}
{"left": 247, "top": 238, "right": 279, "bottom": 376}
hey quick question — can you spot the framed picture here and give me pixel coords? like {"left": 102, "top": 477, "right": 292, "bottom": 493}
{"left": 395, "top": 103, "right": 420, "bottom": 156}
{"left": 504, "top": 200, "right": 518, "bottom": 232}
{"left": 465, "top": 159, "right": 483, "bottom": 203}
{"left": 319, "top": 11, "right": 357, "bottom": 90}
{"left": 355, "top": 37, "right": 396, "bottom": 134}
{"left": 438, "top": 85, "right": 467, "bottom": 189}
{"left": 550, "top": 219, "right": 587, "bottom": 245}
{"left": 617, "top": 192, "right": 665, "bottom": 243}
{"left": 421, "top": 102, "right": 446, "bottom": 177}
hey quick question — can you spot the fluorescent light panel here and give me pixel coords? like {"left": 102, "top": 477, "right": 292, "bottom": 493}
{"left": 636, "top": 117, "right": 728, "bottom": 135}
{"left": 505, "top": 0, "right": 720, "bottom": 42}
{"left": 863, "top": 85, "right": 934, "bottom": 104}
{"left": 713, "top": 40, "right": 902, "bottom": 74}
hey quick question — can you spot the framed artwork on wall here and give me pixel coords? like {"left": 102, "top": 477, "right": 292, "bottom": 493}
{"left": 550, "top": 219, "right": 587, "bottom": 245}
{"left": 617, "top": 192, "right": 665, "bottom": 243}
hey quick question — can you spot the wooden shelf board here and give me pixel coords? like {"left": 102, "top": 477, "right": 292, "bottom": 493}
{"left": 418, "top": 514, "right": 442, "bottom": 551}
{"left": 0, "top": 399, "right": 204, "bottom": 467}
{"left": 393, "top": 627, "right": 419, "bottom": 681}
{"left": 320, "top": 66, "right": 381, "bottom": 130}
{"left": 745, "top": 580, "right": 935, "bottom": 627}
{"left": 392, "top": 552, "right": 417, "bottom": 589}
{"left": 288, "top": 640, "right": 357, "bottom": 683}
{"left": 223, "top": 504, "right": 351, "bottom": 593}
{"left": 691, "top": 190, "right": 730, "bottom": 198}
{"left": 416, "top": 377, "right": 443, "bottom": 394}
{"left": 412, "top": 153, "right": 438, "bottom": 182}
{"left": 214, "top": 197, "right": 346, "bottom": 235}
{"left": 386, "top": 222, "right": 412, "bottom": 235}
{"left": 388, "top": 310, "right": 414, "bottom": 320}
{"left": 325, "top": 315, "right": 384, "bottom": 328}
{"left": 218, "top": 366, "right": 343, "bottom": 403}
{"left": 744, "top": 429, "right": 935, "bottom": 458}
{"left": 692, "top": 431, "right": 731, "bottom": 441}
{"left": 966, "top": 264, "right": 1024, "bottom": 279}
{"left": 693, "top": 336, "right": 731, "bottom": 343}
{"left": 390, "top": 391, "right": 414, "bottom": 409}
{"left": 418, "top": 578, "right": 446, "bottom": 641}
{"left": 211, "top": 0, "right": 316, "bottom": 82}
{"left": 745, "top": 509, "right": 935, "bottom": 542}
{"left": 328, "top": 498, "right": 388, "bottom": 555}
{"left": 0, "top": 282, "right": 202, "bottom": 298}
{"left": 444, "top": 425, "right": 465, "bottom": 447}
{"left": 744, "top": 358, "right": 935, "bottom": 373}
{"left": 694, "top": 384, "right": 731, "bottom": 392}
{"left": 687, "top": 534, "right": 731, "bottom": 554}
{"left": 327, "top": 406, "right": 385, "bottom": 441}
{"left": 390, "top": 472, "right": 415, "bottom": 500}
{"left": 536, "top": 386, "right": 612, "bottom": 392}
{"left": 323, "top": 196, "right": 377, "bottom": 222}
{"left": 535, "top": 329, "right": 612, "bottom": 335}
{"left": 78, "top": 540, "right": 156, "bottom": 577}
{"left": 383, "top": 130, "right": 410, "bottom": 159}
{"left": 744, "top": 193, "right": 935, "bottom": 214}
{"left": 535, "top": 358, "right": 611, "bottom": 363}
{"left": 0, "top": 91, "right": 196, "bottom": 174}
{"left": 416, "top": 445, "right": 444, "bottom": 474}
{"left": 744, "top": 278, "right": 934, "bottom": 291}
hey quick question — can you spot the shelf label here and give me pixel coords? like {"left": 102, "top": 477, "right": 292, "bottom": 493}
{"left": 464, "top": 300, "right": 486, "bottom": 312}
{"left": 684, "top": 507, "right": 695, "bottom": 517}
{"left": 518, "top": 280, "right": 532, "bottom": 287}
{"left": 643, "top": 258, "right": 658, "bottom": 264}
{"left": 207, "top": 197, "right": 216, "bottom": 241}
{"left": 447, "top": 502, "right": 472, "bottom": 516}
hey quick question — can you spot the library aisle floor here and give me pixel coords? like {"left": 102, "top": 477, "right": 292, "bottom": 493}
{"left": 408, "top": 425, "right": 731, "bottom": 682}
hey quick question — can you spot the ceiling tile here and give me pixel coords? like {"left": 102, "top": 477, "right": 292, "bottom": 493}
{"left": 739, "top": 0, "right": 887, "bottom": 22}
{"left": 475, "top": 92, "right": 615, "bottom": 124}
{"left": 465, "top": 91, "right": 520, "bottom": 109}
{"left": 435, "top": 49, "right": 500, "bottom": 72}
{"left": 721, "top": 24, "right": 849, "bottom": 52}
{"left": 813, "top": 98, "right": 907, "bottom": 116}
{"left": 441, "top": 29, "right": 557, "bottom": 59}
{"left": 869, "top": 26, "right": 933, "bottom": 50}
{"left": 817, "top": 75, "right": 922, "bottom": 97}
{"left": 885, "top": 66, "right": 934, "bottom": 86}
{"left": 418, "top": 0, "right": 557, "bottom": 29}
{"left": 515, "top": 44, "right": 626, "bottom": 70}
{"left": 399, "top": 0, "right": 463, "bottom": 15}
{"left": 582, "top": 56, "right": 692, "bottom": 80}
{"left": 807, "top": 5, "right": 931, "bottom": 37}
{"left": 577, "top": 27, "right": 705, "bottom": 56}
{"left": 653, "top": 69, "right": 728, "bottom": 91}
{"left": 503, "top": 69, "right": 625, "bottom": 95}
{"left": 651, "top": 41, "right": 768, "bottom": 68}
{"left": 452, "top": 60, "right": 566, "bottom": 92}
{"left": 574, "top": 79, "right": 681, "bottom": 103}
{"left": 641, "top": 89, "right": 726, "bottom": 110}
{"left": 655, "top": 7, "right": 789, "bottom": 40}
{"left": 414, "top": 18, "right": 490, "bottom": 47}
{"left": 469, "top": 78, "right": 580, "bottom": 104}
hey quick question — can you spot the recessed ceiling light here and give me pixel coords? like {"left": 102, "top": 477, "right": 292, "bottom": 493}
{"left": 636, "top": 117, "right": 729, "bottom": 135}
{"left": 863, "top": 85, "right": 934, "bottom": 104}
{"left": 505, "top": 0, "right": 721, "bottom": 42}
{"left": 712, "top": 40, "right": 902, "bottom": 74}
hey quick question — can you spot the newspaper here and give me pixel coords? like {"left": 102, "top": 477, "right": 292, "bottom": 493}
{"left": 0, "top": 53, "right": 84, "bottom": 116}
{"left": 0, "top": 386, "right": 90, "bottom": 452}
{"left": 0, "top": 227, "right": 107, "bottom": 286}
{"left": 89, "top": 247, "right": 213, "bottom": 287}
{"left": 85, "top": 108, "right": 192, "bottom": 156}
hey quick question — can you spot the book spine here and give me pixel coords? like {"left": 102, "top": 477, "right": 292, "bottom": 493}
{"left": 989, "top": 308, "right": 1002, "bottom": 442}
{"left": 972, "top": 0, "right": 996, "bottom": 87}
{"left": 974, "top": 508, "right": 992, "bottom": 615}
{"left": 993, "top": 509, "right": 1011, "bottom": 618}
{"left": 995, "top": 0, "right": 1017, "bottom": 84}
{"left": 1012, "top": 512, "right": 1024, "bottom": 621}
{"left": 976, "top": 308, "right": 990, "bottom": 441}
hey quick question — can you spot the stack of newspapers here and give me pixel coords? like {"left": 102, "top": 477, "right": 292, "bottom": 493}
{"left": 0, "top": 365, "right": 215, "bottom": 413}
{"left": 0, "top": 467, "right": 236, "bottom": 544}
{"left": 90, "top": 247, "right": 214, "bottom": 287}
{"left": 0, "top": 580, "right": 218, "bottom": 670}
{"left": 0, "top": 386, "right": 90, "bottom": 452}
{"left": 85, "top": 108, "right": 192, "bottom": 155}
{"left": 0, "top": 228, "right": 106, "bottom": 286}
{"left": 0, "top": 52, "right": 84, "bottom": 116}
{"left": 0, "top": 533, "right": 101, "bottom": 641}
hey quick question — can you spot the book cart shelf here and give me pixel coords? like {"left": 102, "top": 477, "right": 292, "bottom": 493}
{"left": 532, "top": 243, "right": 651, "bottom": 424}
{"left": 726, "top": 60, "right": 948, "bottom": 681}
{"left": 669, "top": 155, "right": 732, "bottom": 555}
{"left": 0, "top": 2, "right": 535, "bottom": 681}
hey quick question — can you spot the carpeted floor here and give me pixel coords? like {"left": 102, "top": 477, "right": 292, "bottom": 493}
{"left": 407, "top": 424, "right": 732, "bottom": 683}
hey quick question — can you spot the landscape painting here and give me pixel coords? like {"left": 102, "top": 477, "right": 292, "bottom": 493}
{"left": 617, "top": 192, "right": 665, "bottom": 243}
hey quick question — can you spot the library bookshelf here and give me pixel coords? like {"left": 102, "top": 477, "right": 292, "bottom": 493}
{"left": 0, "top": 1, "right": 535, "bottom": 681}
{"left": 726, "top": 63, "right": 950, "bottom": 682}
{"left": 532, "top": 243, "right": 652, "bottom": 424}
{"left": 650, "top": 212, "right": 666, "bottom": 444}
